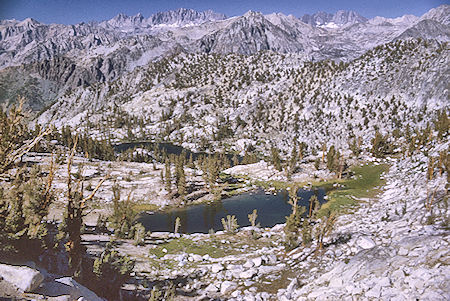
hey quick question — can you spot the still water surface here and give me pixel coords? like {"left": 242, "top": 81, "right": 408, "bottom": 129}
{"left": 138, "top": 188, "right": 326, "bottom": 234}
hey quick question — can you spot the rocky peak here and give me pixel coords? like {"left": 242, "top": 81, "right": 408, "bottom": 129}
{"left": 149, "top": 8, "right": 226, "bottom": 26}
{"left": 332, "top": 10, "right": 367, "bottom": 25}
{"left": 101, "top": 13, "right": 146, "bottom": 29}
{"left": 18, "top": 17, "right": 40, "bottom": 27}
{"left": 300, "top": 11, "right": 333, "bottom": 26}
{"left": 420, "top": 4, "right": 450, "bottom": 25}
{"left": 301, "top": 10, "right": 367, "bottom": 27}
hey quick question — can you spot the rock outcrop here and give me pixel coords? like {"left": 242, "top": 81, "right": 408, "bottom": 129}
{"left": 0, "top": 263, "right": 44, "bottom": 292}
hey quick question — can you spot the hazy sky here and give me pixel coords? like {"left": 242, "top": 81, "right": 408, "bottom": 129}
{"left": 0, "top": 0, "right": 448, "bottom": 24}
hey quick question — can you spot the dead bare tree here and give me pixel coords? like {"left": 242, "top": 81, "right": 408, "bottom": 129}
{"left": 58, "top": 136, "right": 108, "bottom": 277}
{"left": 315, "top": 210, "right": 337, "bottom": 253}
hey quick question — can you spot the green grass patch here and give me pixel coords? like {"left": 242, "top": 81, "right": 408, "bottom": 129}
{"left": 132, "top": 203, "right": 161, "bottom": 212}
{"left": 318, "top": 163, "right": 388, "bottom": 216}
{"left": 145, "top": 257, "right": 177, "bottom": 270}
{"left": 148, "top": 237, "right": 231, "bottom": 259}
{"left": 253, "top": 179, "right": 292, "bottom": 190}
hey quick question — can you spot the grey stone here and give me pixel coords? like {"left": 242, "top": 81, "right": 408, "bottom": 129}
{"left": 329, "top": 277, "right": 343, "bottom": 287}
{"left": 239, "top": 268, "right": 257, "bottom": 279}
{"left": 356, "top": 236, "right": 376, "bottom": 249}
{"left": 220, "top": 281, "right": 237, "bottom": 294}
{"left": 244, "top": 280, "right": 254, "bottom": 286}
{"left": 0, "top": 263, "right": 44, "bottom": 292}
{"left": 243, "top": 260, "right": 255, "bottom": 268}
{"left": 378, "top": 277, "right": 391, "bottom": 287}
{"left": 252, "top": 257, "right": 263, "bottom": 267}
{"left": 244, "top": 295, "right": 256, "bottom": 301}
{"left": 398, "top": 247, "right": 409, "bottom": 256}
{"left": 37, "top": 277, "right": 102, "bottom": 301}
{"left": 211, "top": 264, "right": 224, "bottom": 273}
{"left": 267, "top": 254, "right": 277, "bottom": 264}
{"left": 47, "top": 296, "right": 71, "bottom": 301}
{"left": 205, "top": 283, "right": 219, "bottom": 292}
{"left": 365, "top": 284, "right": 381, "bottom": 298}
{"left": 190, "top": 254, "right": 203, "bottom": 262}
{"left": 307, "top": 290, "right": 325, "bottom": 299}
{"left": 391, "top": 269, "right": 405, "bottom": 279}
{"left": 286, "top": 278, "right": 298, "bottom": 293}
{"left": 260, "top": 291, "right": 270, "bottom": 300}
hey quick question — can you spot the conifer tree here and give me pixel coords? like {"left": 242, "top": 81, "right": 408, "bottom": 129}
{"left": 284, "top": 186, "right": 306, "bottom": 250}
{"left": 289, "top": 143, "right": 298, "bottom": 172}
{"left": 177, "top": 159, "right": 187, "bottom": 197}
{"left": 165, "top": 159, "right": 172, "bottom": 192}
{"left": 326, "top": 145, "right": 336, "bottom": 172}
{"left": 271, "top": 146, "right": 282, "bottom": 171}
{"left": 0, "top": 97, "right": 55, "bottom": 256}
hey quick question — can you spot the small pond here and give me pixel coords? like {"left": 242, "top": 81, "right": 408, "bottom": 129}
{"left": 138, "top": 188, "right": 326, "bottom": 234}
{"left": 114, "top": 141, "right": 241, "bottom": 163}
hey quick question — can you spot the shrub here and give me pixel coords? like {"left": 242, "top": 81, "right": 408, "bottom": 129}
{"left": 248, "top": 209, "right": 259, "bottom": 227}
{"left": 132, "top": 223, "right": 146, "bottom": 246}
{"left": 92, "top": 244, "right": 135, "bottom": 298}
{"left": 221, "top": 215, "right": 239, "bottom": 234}
{"left": 284, "top": 206, "right": 305, "bottom": 250}
{"left": 109, "top": 185, "right": 137, "bottom": 238}
{"left": 0, "top": 99, "right": 55, "bottom": 258}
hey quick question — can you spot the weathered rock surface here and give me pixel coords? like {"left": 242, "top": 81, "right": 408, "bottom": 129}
{"left": 283, "top": 153, "right": 449, "bottom": 300}
{"left": 0, "top": 263, "right": 44, "bottom": 292}
{"left": 36, "top": 277, "right": 103, "bottom": 301}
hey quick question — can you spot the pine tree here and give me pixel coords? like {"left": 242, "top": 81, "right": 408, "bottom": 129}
{"left": 177, "top": 161, "right": 187, "bottom": 197}
{"left": 371, "top": 131, "right": 391, "bottom": 158}
{"left": 326, "top": 145, "right": 336, "bottom": 172}
{"left": 165, "top": 159, "right": 172, "bottom": 192}
{"left": 0, "top": 97, "right": 55, "bottom": 256}
{"left": 289, "top": 143, "right": 298, "bottom": 172}
{"left": 284, "top": 186, "right": 306, "bottom": 250}
{"left": 108, "top": 185, "right": 137, "bottom": 239}
{"left": 271, "top": 146, "right": 282, "bottom": 171}
{"left": 308, "top": 195, "right": 320, "bottom": 218}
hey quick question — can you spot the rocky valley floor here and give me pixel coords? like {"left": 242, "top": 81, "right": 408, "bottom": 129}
{"left": 1, "top": 149, "right": 448, "bottom": 300}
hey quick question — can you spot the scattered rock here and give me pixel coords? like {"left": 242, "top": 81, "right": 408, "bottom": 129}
{"left": 398, "top": 247, "right": 409, "bottom": 256}
{"left": 286, "top": 278, "right": 298, "bottom": 293}
{"left": 36, "top": 277, "right": 102, "bottom": 301}
{"left": 365, "top": 284, "right": 381, "bottom": 298}
{"left": 239, "top": 268, "right": 257, "bottom": 279}
{"left": 252, "top": 257, "right": 262, "bottom": 267}
{"left": 243, "top": 260, "right": 255, "bottom": 268}
{"left": 211, "top": 264, "right": 224, "bottom": 273}
{"left": 0, "top": 263, "right": 44, "bottom": 292}
{"left": 379, "top": 277, "right": 391, "bottom": 287}
{"left": 220, "top": 281, "right": 237, "bottom": 294}
{"left": 356, "top": 236, "right": 376, "bottom": 250}
{"left": 329, "top": 277, "right": 343, "bottom": 288}
{"left": 205, "top": 283, "right": 219, "bottom": 292}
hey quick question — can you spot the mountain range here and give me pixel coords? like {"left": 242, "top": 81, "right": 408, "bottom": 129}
{"left": 0, "top": 5, "right": 448, "bottom": 154}
{"left": 1, "top": 5, "right": 448, "bottom": 68}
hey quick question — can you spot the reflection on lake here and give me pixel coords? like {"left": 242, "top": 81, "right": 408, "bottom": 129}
{"left": 138, "top": 188, "right": 326, "bottom": 234}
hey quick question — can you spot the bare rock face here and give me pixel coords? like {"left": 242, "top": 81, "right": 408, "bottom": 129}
{"left": 36, "top": 277, "right": 103, "bottom": 301}
{"left": 0, "top": 263, "right": 44, "bottom": 292}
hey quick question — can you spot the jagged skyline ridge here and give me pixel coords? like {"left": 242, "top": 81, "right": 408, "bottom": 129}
{"left": 1, "top": 0, "right": 448, "bottom": 25}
